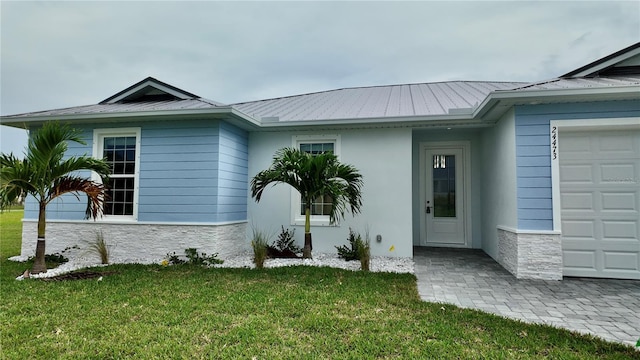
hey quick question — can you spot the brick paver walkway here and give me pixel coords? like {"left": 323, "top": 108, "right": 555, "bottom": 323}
{"left": 414, "top": 247, "right": 640, "bottom": 347}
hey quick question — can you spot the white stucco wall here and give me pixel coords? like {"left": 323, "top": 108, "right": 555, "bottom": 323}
{"left": 247, "top": 128, "right": 413, "bottom": 257}
{"left": 481, "top": 109, "right": 518, "bottom": 259}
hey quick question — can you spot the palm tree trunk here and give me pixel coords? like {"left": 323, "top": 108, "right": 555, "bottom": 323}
{"left": 32, "top": 202, "right": 47, "bottom": 274}
{"left": 302, "top": 207, "right": 312, "bottom": 259}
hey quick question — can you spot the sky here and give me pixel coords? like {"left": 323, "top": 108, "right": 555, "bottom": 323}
{"left": 1, "top": 1, "right": 639, "bottom": 156}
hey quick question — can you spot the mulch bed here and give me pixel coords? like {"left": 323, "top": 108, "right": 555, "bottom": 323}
{"left": 39, "top": 271, "right": 119, "bottom": 281}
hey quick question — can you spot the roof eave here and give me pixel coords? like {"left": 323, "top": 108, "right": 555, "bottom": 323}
{"left": 476, "top": 85, "right": 640, "bottom": 122}
{"left": 255, "top": 113, "right": 481, "bottom": 131}
{"left": 0, "top": 107, "right": 262, "bottom": 131}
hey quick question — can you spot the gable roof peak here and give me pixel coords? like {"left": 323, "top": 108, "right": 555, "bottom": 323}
{"left": 100, "top": 76, "right": 202, "bottom": 104}
{"left": 561, "top": 42, "right": 640, "bottom": 78}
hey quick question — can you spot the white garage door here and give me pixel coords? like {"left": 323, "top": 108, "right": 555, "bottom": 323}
{"left": 559, "top": 129, "right": 640, "bottom": 279}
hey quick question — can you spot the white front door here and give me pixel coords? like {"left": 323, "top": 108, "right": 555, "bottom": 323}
{"left": 423, "top": 146, "right": 468, "bottom": 247}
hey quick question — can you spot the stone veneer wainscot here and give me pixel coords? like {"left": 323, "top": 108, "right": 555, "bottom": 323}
{"left": 20, "top": 220, "right": 248, "bottom": 263}
{"left": 496, "top": 226, "right": 562, "bottom": 280}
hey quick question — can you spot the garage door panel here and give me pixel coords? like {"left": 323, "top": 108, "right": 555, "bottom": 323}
{"left": 601, "top": 192, "right": 637, "bottom": 211}
{"left": 559, "top": 128, "right": 640, "bottom": 280}
{"left": 561, "top": 220, "right": 595, "bottom": 238}
{"left": 561, "top": 192, "right": 593, "bottom": 210}
{"left": 598, "top": 133, "right": 635, "bottom": 153}
{"left": 560, "top": 165, "right": 593, "bottom": 183}
{"left": 559, "top": 135, "right": 591, "bottom": 154}
{"left": 602, "top": 221, "right": 638, "bottom": 240}
{"left": 603, "top": 252, "right": 639, "bottom": 271}
{"left": 600, "top": 164, "right": 636, "bottom": 183}
{"left": 563, "top": 250, "right": 596, "bottom": 269}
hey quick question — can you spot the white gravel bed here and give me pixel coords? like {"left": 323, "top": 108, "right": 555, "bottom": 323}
{"left": 10, "top": 252, "right": 414, "bottom": 280}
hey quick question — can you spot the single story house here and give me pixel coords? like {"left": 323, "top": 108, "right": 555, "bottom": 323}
{"left": 2, "top": 43, "right": 639, "bottom": 280}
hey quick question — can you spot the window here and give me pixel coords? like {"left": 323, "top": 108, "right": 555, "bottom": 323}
{"left": 291, "top": 135, "right": 340, "bottom": 226}
{"left": 432, "top": 154, "right": 456, "bottom": 217}
{"left": 93, "top": 128, "right": 141, "bottom": 220}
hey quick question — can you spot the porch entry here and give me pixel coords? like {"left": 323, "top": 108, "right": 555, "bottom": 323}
{"left": 419, "top": 142, "right": 470, "bottom": 247}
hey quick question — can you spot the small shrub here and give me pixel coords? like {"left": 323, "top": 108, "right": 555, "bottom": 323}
{"left": 28, "top": 245, "right": 77, "bottom": 267}
{"left": 164, "top": 249, "right": 223, "bottom": 266}
{"left": 184, "top": 248, "right": 223, "bottom": 266}
{"left": 274, "top": 226, "right": 300, "bottom": 253}
{"left": 336, "top": 228, "right": 364, "bottom": 262}
{"left": 165, "top": 251, "right": 185, "bottom": 265}
{"left": 28, "top": 253, "right": 69, "bottom": 267}
{"left": 267, "top": 226, "right": 301, "bottom": 258}
{"left": 358, "top": 233, "right": 371, "bottom": 272}
{"left": 89, "top": 231, "right": 110, "bottom": 264}
{"left": 336, "top": 228, "right": 371, "bottom": 271}
{"left": 251, "top": 228, "right": 270, "bottom": 269}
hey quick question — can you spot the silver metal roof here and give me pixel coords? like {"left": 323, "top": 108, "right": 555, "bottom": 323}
{"left": 501, "top": 75, "right": 640, "bottom": 92}
{"left": 232, "top": 81, "right": 524, "bottom": 121}
{"left": 2, "top": 77, "right": 637, "bottom": 124}
{"left": 4, "top": 98, "right": 224, "bottom": 119}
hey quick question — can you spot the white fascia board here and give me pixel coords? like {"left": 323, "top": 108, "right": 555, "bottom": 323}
{"left": 256, "top": 113, "right": 476, "bottom": 129}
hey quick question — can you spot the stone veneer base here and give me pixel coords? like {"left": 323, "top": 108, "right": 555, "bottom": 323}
{"left": 497, "top": 226, "right": 562, "bottom": 280}
{"left": 21, "top": 220, "right": 248, "bottom": 263}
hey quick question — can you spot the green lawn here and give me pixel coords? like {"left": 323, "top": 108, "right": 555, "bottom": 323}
{"left": 1, "top": 210, "right": 637, "bottom": 359}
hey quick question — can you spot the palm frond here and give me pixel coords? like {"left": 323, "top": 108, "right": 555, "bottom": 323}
{"left": 49, "top": 156, "right": 111, "bottom": 182}
{"left": 0, "top": 153, "right": 38, "bottom": 208}
{"left": 251, "top": 147, "right": 363, "bottom": 224}
{"left": 47, "top": 176, "right": 107, "bottom": 219}
{"left": 251, "top": 147, "right": 309, "bottom": 202}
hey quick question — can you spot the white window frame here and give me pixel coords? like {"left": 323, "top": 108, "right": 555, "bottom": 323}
{"left": 291, "top": 134, "right": 341, "bottom": 227}
{"left": 93, "top": 127, "right": 141, "bottom": 221}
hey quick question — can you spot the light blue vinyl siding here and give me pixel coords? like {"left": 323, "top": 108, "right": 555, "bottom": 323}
{"left": 216, "top": 122, "right": 248, "bottom": 222}
{"left": 24, "top": 119, "right": 249, "bottom": 224}
{"left": 515, "top": 100, "right": 640, "bottom": 230}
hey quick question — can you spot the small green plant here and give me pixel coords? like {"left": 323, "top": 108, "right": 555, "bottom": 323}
{"left": 89, "top": 231, "right": 110, "bottom": 264}
{"left": 27, "top": 244, "right": 77, "bottom": 268}
{"left": 267, "top": 226, "right": 300, "bottom": 258}
{"left": 164, "top": 248, "right": 223, "bottom": 266}
{"left": 336, "top": 228, "right": 371, "bottom": 271}
{"left": 273, "top": 226, "right": 300, "bottom": 253}
{"left": 358, "top": 232, "right": 371, "bottom": 272}
{"left": 165, "top": 251, "right": 185, "bottom": 265}
{"left": 251, "top": 228, "right": 270, "bottom": 269}
{"left": 28, "top": 253, "right": 69, "bottom": 267}
{"left": 184, "top": 248, "right": 223, "bottom": 266}
{"left": 336, "top": 228, "right": 364, "bottom": 262}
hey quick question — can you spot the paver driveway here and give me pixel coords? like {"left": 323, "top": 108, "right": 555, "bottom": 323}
{"left": 414, "top": 247, "right": 640, "bottom": 347}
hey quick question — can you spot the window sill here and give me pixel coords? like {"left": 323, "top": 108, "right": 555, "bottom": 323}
{"left": 96, "top": 216, "right": 137, "bottom": 223}
{"left": 292, "top": 218, "right": 338, "bottom": 227}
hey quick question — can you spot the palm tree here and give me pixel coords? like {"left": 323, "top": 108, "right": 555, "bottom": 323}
{"left": 0, "top": 122, "right": 111, "bottom": 274}
{"left": 251, "top": 147, "right": 363, "bottom": 259}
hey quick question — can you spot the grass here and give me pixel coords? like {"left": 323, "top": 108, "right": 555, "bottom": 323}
{"left": 1, "top": 210, "right": 638, "bottom": 359}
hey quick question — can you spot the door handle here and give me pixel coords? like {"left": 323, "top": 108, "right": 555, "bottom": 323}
{"left": 426, "top": 206, "right": 431, "bottom": 214}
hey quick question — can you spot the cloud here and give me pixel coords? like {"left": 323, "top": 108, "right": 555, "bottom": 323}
{"left": 1, "top": 1, "right": 638, "bottom": 113}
